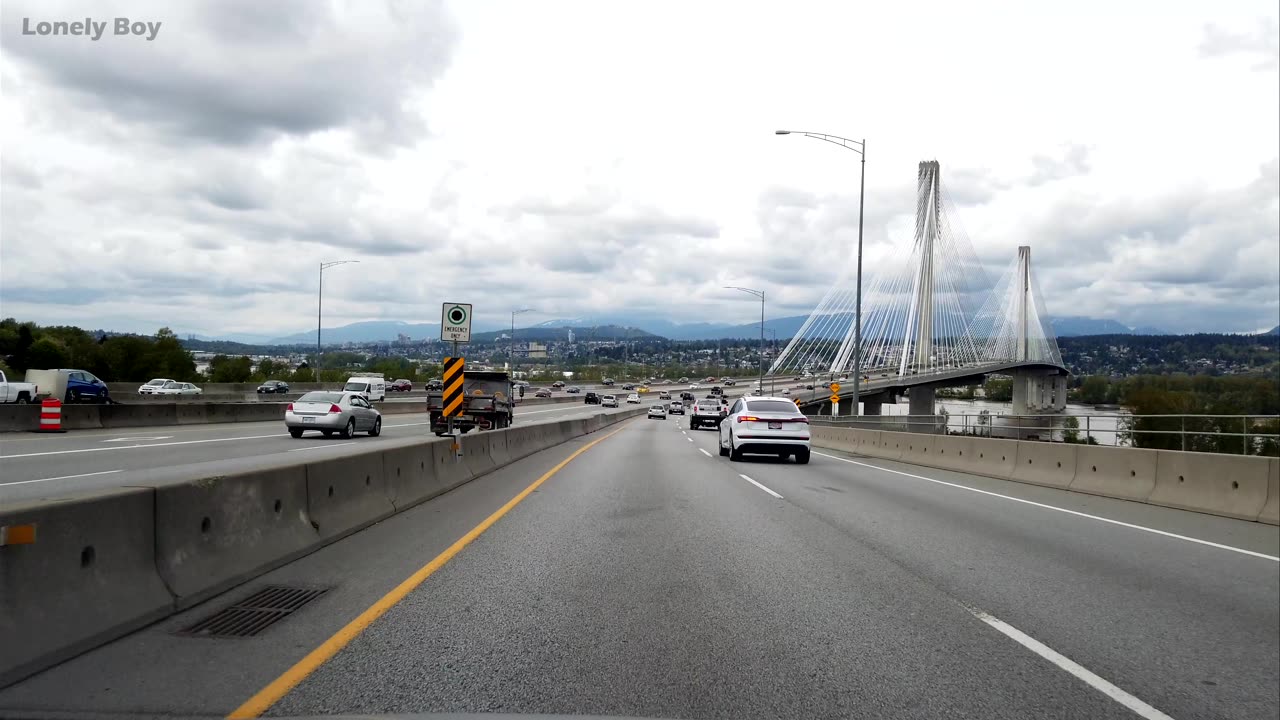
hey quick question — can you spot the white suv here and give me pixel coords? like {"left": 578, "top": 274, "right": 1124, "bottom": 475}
{"left": 601, "top": 394, "right": 619, "bottom": 408}
{"left": 718, "top": 396, "right": 811, "bottom": 464}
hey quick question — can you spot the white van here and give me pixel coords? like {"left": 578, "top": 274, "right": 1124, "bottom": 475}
{"left": 343, "top": 376, "right": 386, "bottom": 402}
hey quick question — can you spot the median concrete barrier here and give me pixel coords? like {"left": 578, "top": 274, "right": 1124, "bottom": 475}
{"left": 1069, "top": 444, "right": 1158, "bottom": 502}
{"left": 1011, "top": 441, "right": 1079, "bottom": 489}
{"left": 0, "top": 399, "right": 645, "bottom": 688}
{"left": 811, "top": 425, "right": 858, "bottom": 454}
{"left": 0, "top": 487, "right": 174, "bottom": 688}
{"left": 1147, "top": 450, "right": 1270, "bottom": 521}
{"left": 461, "top": 432, "right": 497, "bottom": 479}
{"left": 432, "top": 436, "right": 473, "bottom": 493}
{"left": 152, "top": 465, "right": 316, "bottom": 609}
{"left": 98, "top": 403, "right": 179, "bottom": 428}
{"left": 304, "top": 450, "right": 395, "bottom": 542}
{"left": 380, "top": 439, "right": 444, "bottom": 510}
{"left": 1262, "top": 459, "right": 1279, "bottom": 526}
{"left": 174, "top": 403, "right": 210, "bottom": 425}
{"left": 488, "top": 429, "right": 513, "bottom": 467}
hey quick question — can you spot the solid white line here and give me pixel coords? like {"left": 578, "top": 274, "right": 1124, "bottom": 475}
{"left": 699, "top": 448, "right": 712, "bottom": 457}
{"left": 813, "top": 451, "right": 1280, "bottom": 562}
{"left": 287, "top": 442, "right": 355, "bottom": 452}
{"left": 738, "top": 473, "right": 783, "bottom": 499}
{"left": 968, "top": 607, "right": 1175, "bottom": 720}
{"left": 3, "top": 469, "right": 122, "bottom": 486}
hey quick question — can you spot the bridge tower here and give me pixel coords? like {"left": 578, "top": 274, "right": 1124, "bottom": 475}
{"left": 899, "top": 160, "right": 942, "bottom": 377}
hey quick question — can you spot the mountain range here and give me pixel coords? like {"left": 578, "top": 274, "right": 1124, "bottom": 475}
{"left": 189, "top": 315, "right": 1266, "bottom": 347}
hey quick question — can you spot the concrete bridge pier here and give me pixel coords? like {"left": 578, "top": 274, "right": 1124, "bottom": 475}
{"left": 1053, "top": 375, "right": 1068, "bottom": 411}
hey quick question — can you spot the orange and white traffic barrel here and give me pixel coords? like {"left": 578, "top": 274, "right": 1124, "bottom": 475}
{"left": 35, "top": 398, "right": 66, "bottom": 433}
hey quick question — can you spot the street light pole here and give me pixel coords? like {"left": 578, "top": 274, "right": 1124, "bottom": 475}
{"left": 776, "top": 129, "right": 865, "bottom": 416}
{"left": 725, "top": 286, "right": 765, "bottom": 395}
{"left": 318, "top": 260, "right": 359, "bottom": 358}
{"left": 511, "top": 308, "right": 533, "bottom": 378}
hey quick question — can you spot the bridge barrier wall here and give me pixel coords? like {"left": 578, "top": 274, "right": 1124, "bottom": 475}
{"left": 174, "top": 403, "right": 210, "bottom": 425}
{"left": 813, "top": 426, "right": 1277, "bottom": 524}
{"left": 899, "top": 434, "right": 938, "bottom": 465}
{"left": 1147, "top": 450, "right": 1270, "bottom": 521}
{"left": 929, "top": 435, "right": 975, "bottom": 474}
{"left": 304, "top": 451, "right": 396, "bottom": 543}
{"left": 1262, "top": 459, "right": 1279, "bottom": 526}
{"left": 1068, "top": 445, "right": 1158, "bottom": 502}
{"left": 0, "top": 488, "right": 174, "bottom": 689}
{"left": 1011, "top": 442, "right": 1079, "bottom": 490}
{"left": 487, "top": 429, "right": 513, "bottom": 467}
{"left": 152, "top": 465, "right": 316, "bottom": 609}
{"left": 0, "top": 406, "right": 646, "bottom": 688}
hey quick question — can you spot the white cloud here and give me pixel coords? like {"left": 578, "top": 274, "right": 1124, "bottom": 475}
{"left": 1, "top": 0, "right": 1277, "bottom": 337}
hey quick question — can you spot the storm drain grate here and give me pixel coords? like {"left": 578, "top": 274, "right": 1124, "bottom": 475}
{"left": 177, "top": 585, "right": 330, "bottom": 638}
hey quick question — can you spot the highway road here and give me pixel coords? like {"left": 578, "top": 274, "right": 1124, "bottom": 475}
{"left": 3, "top": 414, "right": 1276, "bottom": 719}
{"left": 0, "top": 401, "right": 640, "bottom": 502}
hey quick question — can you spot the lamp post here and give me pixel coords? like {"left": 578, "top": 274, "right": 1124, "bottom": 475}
{"left": 776, "top": 129, "right": 866, "bottom": 416}
{"left": 318, "top": 260, "right": 359, "bottom": 358}
{"left": 510, "top": 308, "right": 534, "bottom": 378}
{"left": 765, "top": 328, "right": 778, "bottom": 395}
{"left": 725, "top": 286, "right": 765, "bottom": 395}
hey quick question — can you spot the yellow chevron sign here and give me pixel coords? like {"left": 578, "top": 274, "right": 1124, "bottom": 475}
{"left": 442, "top": 356, "right": 465, "bottom": 417}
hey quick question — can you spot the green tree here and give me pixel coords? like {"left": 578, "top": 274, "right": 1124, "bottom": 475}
{"left": 290, "top": 364, "right": 315, "bottom": 383}
{"left": 1061, "top": 415, "right": 1081, "bottom": 443}
{"left": 257, "top": 359, "right": 279, "bottom": 380}
{"left": 151, "top": 328, "right": 197, "bottom": 381}
{"left": 208, "top": 355, "right": 254, "bottom": 383}
{"left": 26, "top": 337, "right": 69, "bottom": 370}
{"left": 984, "top": 377, "right": 1013, "bottom": 402}
{"left": 1077, "top": 376, "right": 1111, "bottom": 404}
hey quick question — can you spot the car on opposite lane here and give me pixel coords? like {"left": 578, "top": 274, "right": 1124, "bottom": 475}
{"left": 152, "top": 381, "right": 202, "bottom": 396}
{"left": 257, "top": 380, "right": 290, "bottom": 394}
{"left": 138, "top": 378, "right": 174, "bottom": 395}
{"left": 566, "top": 386, "right": 582, "bottom": 394}
{"left": 648, "top": 404, "right": 666, "bottom": 419}
{"left": 718, "top": 396, "right": 811, "bottom": 463}
{"left": 390, "top": 379, "right": 413, "bottom": 392}
{"left": 285, "top": 391, "right": 382, "bottom": 438}
{"left": 534, "top": 388, "right": 553, "bottom": 398}
{"left": 601, "top": 394, "right": 619, "bottom": 408}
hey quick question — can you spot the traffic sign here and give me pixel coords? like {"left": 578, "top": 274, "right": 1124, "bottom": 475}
{"left": 830, "top": 394, "right": 841, "bottom": 404}
{"left": 830, "top": 382, "right": 841, "bottom": 394}
{"left": 442, "top": 356, "right": 465, "bottom": 417}
{"left": 441, "top": 302, "right": 473, "bottom": 342}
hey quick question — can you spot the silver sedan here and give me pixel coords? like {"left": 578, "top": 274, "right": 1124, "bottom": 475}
{"left": 286, "top": 391, "right": 382, "bottom": 438}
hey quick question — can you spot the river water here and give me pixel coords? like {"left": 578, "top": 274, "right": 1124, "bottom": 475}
{"left": 855, "top": 399, "right": 1133, "bottom": 445}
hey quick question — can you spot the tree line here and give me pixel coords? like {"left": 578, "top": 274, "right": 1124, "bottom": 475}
{"left": 0, "top": 319, "right": 198, "bottom": 382}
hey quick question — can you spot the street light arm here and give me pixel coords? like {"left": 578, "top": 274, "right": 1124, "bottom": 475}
{"left": 778, "top": 130, "right": 864, "bottom": 155}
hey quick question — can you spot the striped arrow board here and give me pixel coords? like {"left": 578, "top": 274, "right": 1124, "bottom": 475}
{"left": 442, "top": 356, "right": 465, "bottom": 417}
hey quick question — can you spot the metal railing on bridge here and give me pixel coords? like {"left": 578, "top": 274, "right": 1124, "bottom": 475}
{"left": 810, "top": 413, "right": 1280, "bottom": 457}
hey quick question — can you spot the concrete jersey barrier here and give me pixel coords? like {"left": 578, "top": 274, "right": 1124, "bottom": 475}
{"left": 809, "top": 425, "right": 1276, "bottom": 525}
{"left": 0, "top": 406, "right": 646, "bottom": 688}
{"left": 0, "top": 488, "right": 174, "bottom": 688}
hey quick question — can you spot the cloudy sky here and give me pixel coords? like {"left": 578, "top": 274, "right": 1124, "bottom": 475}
{"left": 2, "top": 0, "right": 1277, "bottom": 338}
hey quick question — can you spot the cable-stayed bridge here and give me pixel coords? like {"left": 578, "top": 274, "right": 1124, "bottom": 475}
{"left": 770, "top": 160, "right": 1069, "bottom": 416}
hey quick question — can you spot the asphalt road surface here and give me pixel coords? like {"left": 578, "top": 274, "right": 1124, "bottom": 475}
{"left": 2, "top": 414, "right": 1275, "bottom": 720}
{"left": 0, "top": 402, "right": 635, "bottom": 502}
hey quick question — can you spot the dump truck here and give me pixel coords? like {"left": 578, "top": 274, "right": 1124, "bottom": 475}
{"left": 427, "top": 370, "right": 516, "bottom": 435}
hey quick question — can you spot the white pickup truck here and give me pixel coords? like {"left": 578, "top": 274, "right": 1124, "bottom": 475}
{"left": 0, "top": 370, "right": 39, "bottom": 404}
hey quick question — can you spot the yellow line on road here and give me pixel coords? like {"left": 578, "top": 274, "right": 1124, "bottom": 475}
{"left": 226, "top": 422, "right": 631, "bottom": 718}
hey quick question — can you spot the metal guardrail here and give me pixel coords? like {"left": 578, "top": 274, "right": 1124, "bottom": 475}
{"left": 811, "top": 413, "right": 1280, "bottom": 457}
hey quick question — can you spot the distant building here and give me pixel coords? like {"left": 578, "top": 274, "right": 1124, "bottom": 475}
{"left": 397, "top": 333, "right": 411, "bottom": 344}
{"left": 524, "top": 342, "right": 547, "bottom": 359}
{"left": 567, "top": 329, "right": 575, "bottom": 343}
